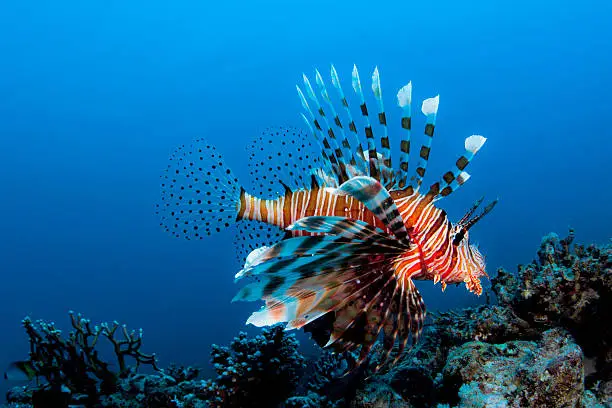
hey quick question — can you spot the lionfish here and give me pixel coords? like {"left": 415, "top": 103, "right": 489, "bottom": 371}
{"left": 157, "top": 64, "right": 496, "bottom": 368}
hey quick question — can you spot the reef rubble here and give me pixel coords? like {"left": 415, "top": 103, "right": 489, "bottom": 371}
{"left": 4, "top": 231, "right": 610, "bottom": 407}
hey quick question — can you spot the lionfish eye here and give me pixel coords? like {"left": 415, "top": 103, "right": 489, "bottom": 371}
{"left": 452, "top": 229, "right": 466, "bottom": 246}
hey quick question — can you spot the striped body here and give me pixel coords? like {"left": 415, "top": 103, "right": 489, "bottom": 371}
{"left": 237, "top": 186, "right": 483, "bottom": 294}
{"left": 238, "top": 188, "right": 386, "bottom": 232}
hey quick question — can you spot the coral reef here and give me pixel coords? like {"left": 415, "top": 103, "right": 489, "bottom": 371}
{"left": 206, "top": 325, "right": 305, "bottom": 407}
{"left": 440, "top": 328, "right": 584, "bottom": 407}
{"left": 4, "top": 231, "right": 611, "bottom": 407}
{"left": 492, "top": 231, "right": 611, "bottom": 385}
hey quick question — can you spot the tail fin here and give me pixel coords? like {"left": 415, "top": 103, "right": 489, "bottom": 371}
{"left": 156, "top": 138, "right": 242, "bottom": 239}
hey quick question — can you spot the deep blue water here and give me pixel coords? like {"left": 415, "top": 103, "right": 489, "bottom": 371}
{"left": 0, "top": 0, "right": 611, "bottom": 398}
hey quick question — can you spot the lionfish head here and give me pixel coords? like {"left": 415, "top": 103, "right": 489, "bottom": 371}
{"left": 456, "top": 231, "right": 487, "bottom": 296}
{"left": 451, "top": 196, "right": 497, "bottom": 296}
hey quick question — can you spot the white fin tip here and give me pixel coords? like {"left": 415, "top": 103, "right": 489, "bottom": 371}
{"left": 397, "top": 82, "right": 412, "bottom": 107}
{"left": 421, "top": 95, "right": 440, "bottom": 115}
{"left": 465, "top": 135, "right": 487, "bottom": 153}
{"left": 371, "top": 66, "right": 381, "bottom": 98}
{"left": 330, "top": 64, "right": 340, "bottom": 87}
{"left": 351, "top": 64, "right": 361, "bottom": 92}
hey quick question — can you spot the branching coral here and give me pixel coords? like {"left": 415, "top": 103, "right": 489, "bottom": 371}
{"left": 14, "top": 311, "right": 159, "bottom": 406}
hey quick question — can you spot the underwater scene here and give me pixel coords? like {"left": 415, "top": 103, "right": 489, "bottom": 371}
{"left": 0, "top": 1, "right": 611, "bottom": 407}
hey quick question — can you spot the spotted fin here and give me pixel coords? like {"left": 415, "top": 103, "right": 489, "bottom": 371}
{"left": 233, "top": 220, "right": 286, "bottom": 266}
{"left": 157, "top": 139, "right": 242, "bottom": 239}
{"left": 246, "top": 127, "right": 323, "bottom": 197}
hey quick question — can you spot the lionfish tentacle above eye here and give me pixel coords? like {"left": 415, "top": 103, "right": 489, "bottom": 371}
{"left": 458, "top": 196, "right": 485, "bottom": 227}
{"left": 452, "top": 197, "right": 498, "bottom": 246}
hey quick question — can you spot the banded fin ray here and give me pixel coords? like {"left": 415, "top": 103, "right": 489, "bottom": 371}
{"left": 234, "top": 251, "right": 386, "bottom": 302}
{"left": 314, "top": 69, "right": 360, "bottom": 177}
{"left": 352, "top": 65, "right": 381, "bottom": 181}
{"left": 336, "top": 176, "right": 409, "bottom": 242}
{"left": 396, "top": 82, "right": 412, "bottom": 189}
{"left": 433, "top": 135, "right": 487, "bottom": 199}
{"left": 233, "top": 213, "right": 426, "bottom": 370}
{"left": 371, "top": 67, "right": 394, "bottom": 187}
{"left": 297, "top": 85, "right": 344, "bottom": 183}
{"left": 413, "top": 95, "right": 440, "bottom": 189}
{"left": 330, "top": 64, "right": 368, "bottom": 174}
{"left": 301, "top": 74, "right": 350, "bottom": 183}
{"left": 246, "top": 259, "right": 390, "bottom": 329}
{"left": 288, "top": 216, "right": 397, "bottom": 243}
{"left": 236, "top": 234, "right": 405, "bottom": 280}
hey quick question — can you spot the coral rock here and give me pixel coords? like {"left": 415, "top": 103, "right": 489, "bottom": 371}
{"left": 440, "top": 329, "right": 584, "bottom": 407}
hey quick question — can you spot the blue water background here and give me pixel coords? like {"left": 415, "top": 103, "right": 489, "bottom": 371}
{"left": 0, "top": 0, "right": 610, "bottom": 397}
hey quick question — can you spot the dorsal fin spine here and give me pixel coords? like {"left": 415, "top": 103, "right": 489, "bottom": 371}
{"left": 396, "top": 82, "right": 412, "bottom": 190}
{"left": 352, "top": 65, "right": 381, "bottom": 181}
{"left": 315, "top": 69, "right": 359, "bottom": 178}
{"left": 330, "top": 64, "right": 368, "bottom": 174}
{"left": 297, "top": 85, "right": 341, "bottom": 181}
{"left": 413, "top": 95, "right": 440, "bottom": 189}
{"left": 302, "top": 74, "right": 350, "bottom": 183}
{"left": 436, "top": 135, "right": 487, "bottom": 199}
{"left": 371, "top": 66, "right": 394, "bottom": 187}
